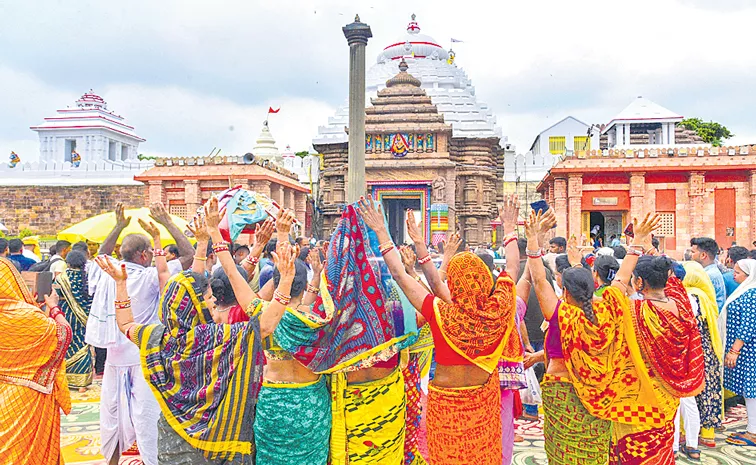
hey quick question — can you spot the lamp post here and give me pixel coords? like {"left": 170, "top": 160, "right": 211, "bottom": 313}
{"left": 342, "top": 15, "right": 372, "bottom": 204}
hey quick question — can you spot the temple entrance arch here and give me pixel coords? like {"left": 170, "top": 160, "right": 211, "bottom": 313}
{"left": 370, "top": 183, "right": 431, "bottom": 245}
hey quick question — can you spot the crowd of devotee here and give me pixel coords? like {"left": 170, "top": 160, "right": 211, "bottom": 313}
{"left": 2, "top": 193, "right": 756, "bottom": 465}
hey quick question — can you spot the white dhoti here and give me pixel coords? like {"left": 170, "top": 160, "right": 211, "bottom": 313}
{"left": 673, "top": 396, "right": 701, "bottom": 452}
{"left": 100, "top": 362, "right": 160, "bottom": 465}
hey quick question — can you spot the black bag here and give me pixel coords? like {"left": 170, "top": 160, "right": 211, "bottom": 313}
{"left": 29, "top": 256, "right": 62, "bottom": 272}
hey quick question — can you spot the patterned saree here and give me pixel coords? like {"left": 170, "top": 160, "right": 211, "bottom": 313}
{"left": 0, "top": 257, "right": 72, "bottom": 465}
{"left": 129, "top": 272, "right": 265, "bottom": 463}
{"left": 427, "top": 253, "right": 521, "bottom": 465}
{"left": 57, "top": 268, "right": 94, "bottom": 388}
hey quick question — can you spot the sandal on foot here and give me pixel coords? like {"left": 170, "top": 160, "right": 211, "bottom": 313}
{"left": 698, "top": 436, "right": 716, "bottom": 448}
{"left": 680, "top": 444, "right": 701, "bottom": 461}
{"left": 726, "top": 432, "right": 756, "bottom": 446}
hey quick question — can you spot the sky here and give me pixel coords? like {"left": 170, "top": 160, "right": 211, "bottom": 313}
{"left": 1, "top": 0, "right": 754, "bottom": 162}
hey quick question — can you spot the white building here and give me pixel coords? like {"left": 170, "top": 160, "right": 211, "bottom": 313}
{"left": 1, "top": 91, "right": 152, "bottom": 186}
{"left": 250, "top": 120, "right": 320, "bottom": 188}
{"left": 314, "top": 14, "right": 508, "bottom": 146}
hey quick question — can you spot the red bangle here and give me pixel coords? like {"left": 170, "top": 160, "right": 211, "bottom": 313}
{"left": 417, "top": 254, "right": 432, "bottom": 265}
{"left": 306, "top": 283, "right": 319, "bottom": 294}
{"left": 154, "top": 249, "right": 166, "bottom": 257}
{"left": 49, "top": 306, "right": 63, "bottom": 319}
{"left": 503, "top": 236, "right": 518, "bottom": 247}
{"left": 212, "top": 242, "right": 230, "bottom": 254}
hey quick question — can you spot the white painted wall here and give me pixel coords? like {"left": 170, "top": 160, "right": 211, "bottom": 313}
{"left": 531, "top": 117, "right": 596, "bottom": 158}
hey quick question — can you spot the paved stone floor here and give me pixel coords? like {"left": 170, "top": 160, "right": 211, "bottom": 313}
{"left": 62, "top": 379, "right": 756, "bottom": 464}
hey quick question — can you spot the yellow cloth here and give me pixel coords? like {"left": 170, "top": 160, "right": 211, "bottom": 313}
{"left": 0, "top": 257, "right": 71, "bottom": 465}
{"left": 683, "top": 261, "right": 723, "bottom": 361}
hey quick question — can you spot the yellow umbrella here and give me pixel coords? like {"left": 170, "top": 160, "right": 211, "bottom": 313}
{"left": 58, "top": 208, "right": 194, "bottom": 246}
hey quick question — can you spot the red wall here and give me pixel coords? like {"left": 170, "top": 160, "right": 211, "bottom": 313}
{"left": 581, "top": 190, "right": 630, "bottom": 211}
{"left": 655, "top": 189, "right": 677, "bottom": 250}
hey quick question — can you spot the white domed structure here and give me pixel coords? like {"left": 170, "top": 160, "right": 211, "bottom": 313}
{"left": 314, "top": 14, "right": 505, "bottom": 146}
{"left": 252, "top": 120, "right": 280, "bottom": 161}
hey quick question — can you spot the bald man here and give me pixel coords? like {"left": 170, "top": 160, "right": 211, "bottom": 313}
{"left": 87, "top": 203, "right": 194, "bottom": 465}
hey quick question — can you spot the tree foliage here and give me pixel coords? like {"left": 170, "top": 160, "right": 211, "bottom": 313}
{"left": 679, "top": 118, "right": 734, "bottom": 147}
{"left": 295, "top": 151, "right": 310, "bottom": 158}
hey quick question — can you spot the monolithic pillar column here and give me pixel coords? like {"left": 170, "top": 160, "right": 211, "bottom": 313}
{"left": 629, "top": 172, "right": 646, "bottom": 224}
{"left": 689, "top": 171, "right": 705, "bottom": 239}
{"left": 567, "top": 174, "right": 583, "bottom": 239}
{"left": 343, "top": 15, "right": 372, "bottom": 204}
{"left": 553, "top": 177, "right": 568, "bottom": 238}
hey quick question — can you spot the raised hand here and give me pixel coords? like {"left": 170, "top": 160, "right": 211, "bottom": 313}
{"left": 307, "top": 247, "right": 324, "bottom": 275}
{"left": 498, "top": 194, "right": 520, "bottom": 233}
{"left": 138, "top": 218, "right": 161, "bottom": 239}
{"left": 272, "top": 241, "right": 296, "bottom": 282}
{"left": 275, "top": 209, "right": 296, "bottom": 236}
{"left": 443, "top": 233, "right": 462, "bottom": 262}
{"left": 632, "top": 213, "right": 662, "bottom": 244}
{"left": 254, "top": 218, "right": 275, "bottom": 246}
{"left": 115, "top": 203, "right": 131, "bottom": 229}
{"left": 567, "top": 235, "right": 582, "bottom": 267}
{"left": 187, "top": 215, "right": 210, "bottom": 242}
{"left": 537, "top": 208, "right": 557, "bottom": 234}
{"left": 524, "top": 209, "right": 541, "bottom": 240}
{"left": 94, "top": 256, "right": 128, "bottom": 282}
{"left": 400, "top": 245, "right": 417, "bottom": 273}
{"left": 405, "top": 210, "right": 424, "bottom": 244}
{"left": 149, "top": 202, "right": 172, "bottom": 226}
{"left": 204, "top": 197, "right": 224, "bottom": 231}
{"left": 356, "top": 196, "right": 386, "bottom": 233}
{"left": 43, "top": 289, "right": 60, "bottom": 309}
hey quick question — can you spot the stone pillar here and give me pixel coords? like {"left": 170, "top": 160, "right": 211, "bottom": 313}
{"left": 629, "top": 172, "right": 646, "bottom": 224}
{"left": 689, "top": 171, "right": 705, "bottom": 239}
{"left": 567, "top": 174, "right": 583, "bottom": 239}
{"left": 342, "top": 15, "right": 372, "bottom": 204}
{"left": 271, "top": 184, "right": 283, "bottom": 205}
{"left": 668, "top": 123, "right": 676, "bottom": 145}
{"left": 185, "top": 180, "right": 200, "bottom": 218}
{"left": 616, "top": 125, "right": 623, "bottom": 147}
{"left": 251, "top": 180, "right": 271, "bottom": 198}
{"left": 553, "top": 177, "right": 568, "bottom": 238}
{"left": 287, "top": 188, "right": 296, "bottom": 211}
{"left": 295, "top": 192, "right": 307, "bottom": 228}
{"left": 148, "top": 180, "right": 164, "bottom": 206}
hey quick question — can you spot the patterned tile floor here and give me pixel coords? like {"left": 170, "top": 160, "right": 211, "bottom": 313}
{"left": 63, "top": 379, "right": 756, "bottom": 464}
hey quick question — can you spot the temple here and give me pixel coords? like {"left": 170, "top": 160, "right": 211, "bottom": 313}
{"left": 314, "top": 15, "right": 508, "bottom": 246}
{"left": 537, "top": 97, "right": 756, "bottom": 257}
{"left": 251, "top": 120, "right": 320, "bottom": 187}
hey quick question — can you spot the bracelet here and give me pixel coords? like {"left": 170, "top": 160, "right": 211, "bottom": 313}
{"left": 212, "top": 242, "right": 230, "bottom": 254}
{"left": 273, "top": 290, "right": 291, "bottom": 306}
{"left": 571, "top": 263, "right": 583, "bottom": 268}
{"left": 380, "top": 245, "right": 395, "bottom": 256}
{"left": 306, "top": 283, "right": 319, "bottom": 294}
{"left": 503, "top": 234, "right": 518, "bottom": 247}
{"left": 245, "top": 256, "right": 260, "bottom": 267}
{"left": 194, "top": 255, "right": 207, "bottom": 261}
{"left": 417, "top": 254, "right": 432, "bottom": 265}
{"left": 378, "top": 241, "right": 394, "bottom": 255}
{"left": 49, "top": 306, "right": 63, "bottom": 319}
{"left": 526, "top": 249, "right": 543, "bottom": 259}
{"left": 115, "top": 300, "right": 132, "bottom": 310}
{"left": 626, "top": 248, "right": 643, "bottom": 257}
{"left": 729, "top": 349, "right": 740, "bottom": 355}
{"left": 153, "top": 249, "right": 166, "bottom": 257}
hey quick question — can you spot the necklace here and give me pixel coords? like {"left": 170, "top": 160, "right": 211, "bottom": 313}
{"left": 644, "top": 295, "right": 669, "bottom": 303}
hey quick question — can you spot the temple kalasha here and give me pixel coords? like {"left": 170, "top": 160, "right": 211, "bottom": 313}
{"left": 314, "top": 15, "right": 510, "bottom": 246}
{"left": 537, "top": 96, "right": 756, "bottom": 257}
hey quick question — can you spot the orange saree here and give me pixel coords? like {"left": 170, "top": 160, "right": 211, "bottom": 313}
{"left": 0, "top": 257, "right": 72, "bottom": 465}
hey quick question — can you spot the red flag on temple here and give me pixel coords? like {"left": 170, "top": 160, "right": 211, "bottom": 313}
{"left": 268, "top": 107, "right": 280, "bottom": 114}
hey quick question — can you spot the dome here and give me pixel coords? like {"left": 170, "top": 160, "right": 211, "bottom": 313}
{"left": 386, "top": 59, "right": 421, "bottom": 87}
{"left": 75, "top": 90, "right": 107, "bottom": 110}
{"left": 378, "top": 14, "right": 449, "bottom": 63}
{"left": 252, "top": 120, "right": 279, "bottom": 160}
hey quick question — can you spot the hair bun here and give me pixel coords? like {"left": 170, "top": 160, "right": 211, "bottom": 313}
{"left": 651, "top": 256, "right": 671, "bottom": 272}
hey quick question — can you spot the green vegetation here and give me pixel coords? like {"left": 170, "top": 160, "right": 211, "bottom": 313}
{"left": 679, "top": 118, "right": 734, "bottom": 147}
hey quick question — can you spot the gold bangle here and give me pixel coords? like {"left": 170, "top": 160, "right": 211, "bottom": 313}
{"left": 194, "top": 255, "right": 208, "bottom": 261}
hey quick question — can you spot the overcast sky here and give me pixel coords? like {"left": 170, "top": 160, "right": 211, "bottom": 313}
{"left": 1, "top": 0, "right": 754, "bottom": 162}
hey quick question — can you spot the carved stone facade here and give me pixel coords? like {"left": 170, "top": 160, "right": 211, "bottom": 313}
{"left": 314, "top": 61, "right": 504, "bottom": 246}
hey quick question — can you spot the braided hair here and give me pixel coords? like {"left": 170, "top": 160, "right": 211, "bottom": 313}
{"left": 562, "top": 267, "right": 597, "bottom": 324}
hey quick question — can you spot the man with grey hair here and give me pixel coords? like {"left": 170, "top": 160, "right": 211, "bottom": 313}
{"left": 87, "top": 202, "right": 194, "bottom": 465}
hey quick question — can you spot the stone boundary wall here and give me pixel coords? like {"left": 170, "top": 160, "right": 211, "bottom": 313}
{"left": 0, "top": 185, "right": 146, "bottom": 236}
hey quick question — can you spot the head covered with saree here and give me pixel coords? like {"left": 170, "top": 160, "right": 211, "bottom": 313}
{"left": 683, "top": 261, "right": 722, "bottom": 360}
{"left": 274, "top": 203, "right": 417, "bottom": 374}
{"left": 435, "top": 252, "right": 521, "bottom": 373}
{"left": 130, "top": 271, "right": 264, "bottom": 460}
{"left": 0, "top": 257, "right": 71, "bottom": 411}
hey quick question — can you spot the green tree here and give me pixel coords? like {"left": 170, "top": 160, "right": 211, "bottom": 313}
{"left": 295, "top": 151, "right": 310, "bottom": 159}
{"left": 138, "top": 153, "right": 157, "bottom": 161}
{"left": 679, "top": 118, "right": 734, "bottom": 147}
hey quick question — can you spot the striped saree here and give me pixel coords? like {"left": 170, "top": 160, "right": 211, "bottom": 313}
{"left": 129, "top": 272, "right": 265, "bottom": 463}
{"left": 57, "top": 268, "right": 94, "bottom": 388}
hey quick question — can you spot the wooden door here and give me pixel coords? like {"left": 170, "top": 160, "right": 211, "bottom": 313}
{"left": 714, "top": 188, "right": 736, "bottom": 247}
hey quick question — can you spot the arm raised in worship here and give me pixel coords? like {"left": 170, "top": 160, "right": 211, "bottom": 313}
{"left": 407, "top": 211, "right": 450, "bottom": 302}
{"left": 186, "top": 215, "right": 209, "bottom": 275}
{"left": 258, "top": 240, "right": 296, "bottom": 338}
{"left": 358, "top": 196, "right": 429, "bottom": 312}
{"left": 258, "top": 278, "right": 275, "bottom": 302}
{"left": 611, "top": 213, "right": 662, "bottom": 293}
{"left": 98, "top": 203, "right": 130, "bottom": 256}
{"left": 93, "top": 256, "right": 137, "bottom": 338}
{"left": 241, "top": 219, "right": 274, "bottom": 281}
{"left": 400, "top": 245, "right": 431, "bottom": 293}
{"left": 303, "top": 247, "right": 324, "bottom": 305}
{"left": 526, "top": 209, "right": 560, "bottom": 321}
{"left": 205, "top": 197, "right": 261, "bottom": 308}
{"left": 139, "top": 219, "right": 169, "bottom": 290}
{"left": 149, "top": 202, "right": 195, "bottom": 270}
{"left": 500, "top": 194, "right": 521, "bottom": 279}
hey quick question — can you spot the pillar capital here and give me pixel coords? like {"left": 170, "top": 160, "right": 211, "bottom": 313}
{"left": 343, "top": 16, "right": 372, "bottom": 46}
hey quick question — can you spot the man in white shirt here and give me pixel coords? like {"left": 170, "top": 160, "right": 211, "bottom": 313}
{"left": 87, "top": 203, "right": 195, "bottom": 465}
{"left": 49, "top": 240, "right": 71, "bottom": 277}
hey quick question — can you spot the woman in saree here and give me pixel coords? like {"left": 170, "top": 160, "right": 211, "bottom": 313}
{"left": 56, "top": 249, "right": 95, "bottom": 390}
{"left": 358, "top": 194, "right": 523, "bottom": 465}
{"left": 723, "top": 259, "right": 756, "bottom": 447}
{"left": 681, "top": 261, "right": 722, "bottom": 453}
{"left": 0, "top": 256, "right": 72, "bottom": 465}
{"left": 93, "top": 196, "right": 296, "bottom": 464}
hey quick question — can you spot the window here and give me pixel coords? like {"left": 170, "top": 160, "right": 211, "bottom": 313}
{"left": 656, "top": 213, "right": 675, "bottom": 236}
{"left": 573, "top": 136, "right": 590, "bottom": 152}
{"left": 169, "top": 204, "right": 188, "bottom": 220}
{"left": 549, "top": 136, "right": 566, "bottom": 155}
